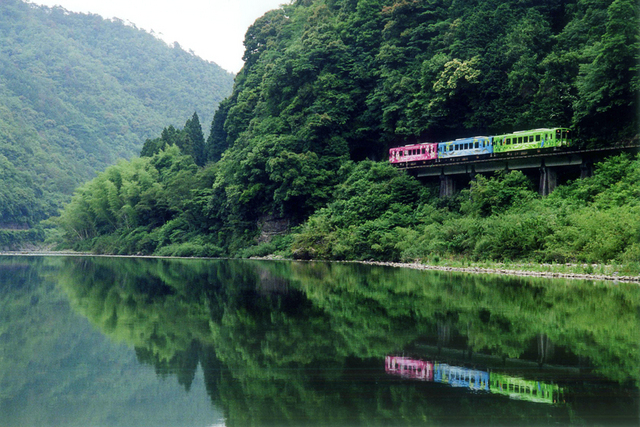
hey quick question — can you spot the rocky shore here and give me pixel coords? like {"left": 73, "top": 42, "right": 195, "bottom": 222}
{"left": 351, "top": 260, "right": 640, "bottom": 283}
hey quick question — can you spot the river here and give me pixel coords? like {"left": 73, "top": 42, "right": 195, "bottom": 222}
{"left": 0, "top": 256, "right": 638, "bottom": 426}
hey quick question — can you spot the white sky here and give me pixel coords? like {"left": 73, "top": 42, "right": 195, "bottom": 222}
{"left": 29, "top": 0, "right": 287, "bottom": 73}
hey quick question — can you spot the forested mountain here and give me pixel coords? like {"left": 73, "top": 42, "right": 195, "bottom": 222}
{"left": 54, "top": 0, "right": 639, "bottom": 266}
{"left": 208, "top": 0, "right": 638, "bottom": 226}
{"left": 0, "top": 0, "right": 234, "bottom": 229}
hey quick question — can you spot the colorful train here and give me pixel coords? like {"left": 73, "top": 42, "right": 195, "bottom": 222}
{"left": 385, "top": 356, "right": 563, "bottom": 404}
{"left": 389, "top": 128, "right": 572, "bottom": 167}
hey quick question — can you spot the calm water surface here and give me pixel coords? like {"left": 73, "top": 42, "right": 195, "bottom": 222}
{"left": 0, "top": 256, "right": 638, "bottom": 426}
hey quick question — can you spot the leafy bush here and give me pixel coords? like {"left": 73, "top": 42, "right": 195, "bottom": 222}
{"left": 461, "top": 170, "right": 538, "bottom": 217}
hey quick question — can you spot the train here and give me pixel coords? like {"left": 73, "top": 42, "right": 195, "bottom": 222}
{"left": 389, "top": 127, "right": 572, "bottom": 167}
{"left": 385, "top": 355, "right": 563, "bottom": 404}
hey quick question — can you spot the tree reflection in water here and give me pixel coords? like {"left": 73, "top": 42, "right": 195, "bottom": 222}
{"left": 54, "top": 257, "right": 639, "bottom": 426}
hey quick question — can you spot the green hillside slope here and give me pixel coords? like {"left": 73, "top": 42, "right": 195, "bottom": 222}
{"left": 0, "top": 0, "right": 234, "bottom": 228}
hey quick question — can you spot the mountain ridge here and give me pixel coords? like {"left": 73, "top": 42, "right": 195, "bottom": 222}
{"left": 0, "top": 0, "right": 234, "bottom": 226}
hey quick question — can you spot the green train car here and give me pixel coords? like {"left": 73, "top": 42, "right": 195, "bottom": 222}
{"left": 492, "top": 127, "right": 572, "bottom": 154}
{"left": 489, "top": 372, "right": 563, "bottom": 404}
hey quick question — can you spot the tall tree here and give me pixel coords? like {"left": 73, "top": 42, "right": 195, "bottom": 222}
{"left": 184, "top": 112, "right": 206, "bottom": 166}
{"left": 205, "top": 99, "right": 232, "bottom": 163}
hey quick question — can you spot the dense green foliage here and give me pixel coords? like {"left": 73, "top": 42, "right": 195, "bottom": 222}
{"left": 54, "top": 143, "right": 225, "bottom": 256}
{"left": 292, "top": 154, "right": 640, "bottom": 268}
{"left": 52, "top": 0, "right": 639, "bottom": 266}
{"left": 0, "top": 0, "right": 233, "bottom": 231}
{"left": 205, "top": 0, "right": 638, "bottom": 231}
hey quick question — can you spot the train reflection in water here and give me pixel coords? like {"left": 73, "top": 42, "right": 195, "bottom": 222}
{"left": 385, "top": 356, "right": 562, "bottom": 404}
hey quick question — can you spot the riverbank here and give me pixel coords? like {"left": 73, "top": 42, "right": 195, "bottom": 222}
{"left": 254, "top": 255, "right": 640, "bottom": 283}
{"left": 2, "top": 250, "right": 639, "bottom": 284}
{"left": 351, "top": 259, "right": 640, "bottom": 283}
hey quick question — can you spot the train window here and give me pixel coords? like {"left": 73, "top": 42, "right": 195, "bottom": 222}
{"left": 536, "top": 134, "right": 541, "bottom": 142}
{"left": 518, "top": 137, "right": 523, "bottom": 143}
{"left": 506, "top": 138, "right": 511, "bottom": 144}
{"left": 475, "top": 141, "right": 479, "bottom": 148}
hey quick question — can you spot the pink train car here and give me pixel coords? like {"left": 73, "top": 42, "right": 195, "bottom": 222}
{"left": 389, "top": 142, "right": 438, "bottom": 164}
{"left": 385, "top": 356, "right": 434, "bottom": 381}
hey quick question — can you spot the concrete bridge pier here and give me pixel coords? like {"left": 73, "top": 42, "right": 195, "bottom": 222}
{"left": 539, "top": 162, "right": 558, "bottom": 196}
{"left": 580, "top": 159, "right": 594, "bottom": 179}
{"left": 440, "top": 173, "right": 456, "bottom": 198}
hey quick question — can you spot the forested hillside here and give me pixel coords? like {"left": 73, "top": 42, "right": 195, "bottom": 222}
{"left": 53, "top": 0, "right": 639, "bottom": 269}
{"left": 208, "top": 0, "right": 638, "bottom": 230}
{"left": 0, "top": 0, "right": 234, "bottom": 230}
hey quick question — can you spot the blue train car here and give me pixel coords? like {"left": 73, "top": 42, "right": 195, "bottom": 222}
{"left": 433, "top": 363, "right": 490, "bottom": 391}
{"left": 437, "top": 136, "right": 493, "bottom": 161}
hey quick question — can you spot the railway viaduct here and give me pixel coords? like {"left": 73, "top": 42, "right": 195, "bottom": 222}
{"left": 399, "top": 145, "right": 639, "bottom": 197}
